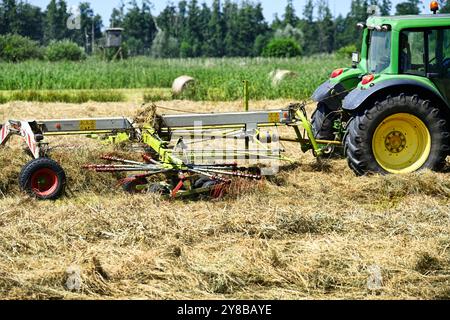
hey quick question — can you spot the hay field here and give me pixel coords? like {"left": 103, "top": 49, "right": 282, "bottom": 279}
{"left": 0, "top": 100, "right": 450, "bottom": 300}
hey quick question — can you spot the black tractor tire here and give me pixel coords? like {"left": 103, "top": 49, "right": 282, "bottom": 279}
{"left": 19, "top": 158, "right": 66, "bottom": 200}
{"left": 311, "top": 103, "right": 340, "bottom": 141}
{"left": 122, "top": 177, "right": 148, "bottom": 194}
{"left": 311, "top": 103, "right": 346, "bottom": 157}
{"left": 344, "top": 93, "right": 450, "bottom": 176}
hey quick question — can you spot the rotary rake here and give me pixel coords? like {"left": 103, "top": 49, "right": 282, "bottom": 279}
{"left": 0, "top": 103, "right": 341, "bottom": 200}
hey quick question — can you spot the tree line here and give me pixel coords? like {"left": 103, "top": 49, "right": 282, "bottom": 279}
{"left": 1, "top": 0, "right": 449, "bottom": 59}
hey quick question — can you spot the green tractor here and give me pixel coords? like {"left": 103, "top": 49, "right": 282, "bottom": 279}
{"left": 312, "top": 5, "right": 450, "bottom": 175}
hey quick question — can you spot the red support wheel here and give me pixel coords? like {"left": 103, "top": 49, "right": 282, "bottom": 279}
{"left": 19, "top": 158, "right": 66, "bottom": 200}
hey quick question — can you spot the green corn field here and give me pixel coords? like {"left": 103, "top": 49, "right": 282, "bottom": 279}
{"left": 0, "top": 54, "right": 348, "bottom": 102}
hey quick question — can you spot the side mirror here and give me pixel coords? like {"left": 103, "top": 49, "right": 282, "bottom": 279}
{"left": 352, "top": 52, "right": 360, "bottom": 68}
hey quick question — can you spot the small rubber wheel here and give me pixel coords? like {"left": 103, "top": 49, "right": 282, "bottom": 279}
{"left": 122, "top": 178, "right": 148, "bottom": 194}
{"left": 194, "top": 177, "right": 212, "bottom": 189}
{"left": 148, "top": 183, "right": 168, "bottom": 195}
{"left": 202, "top": 180, "right": 220, "bottom": 189}
{"left": 19, "top": 158, "right": 66, "bottom": 200}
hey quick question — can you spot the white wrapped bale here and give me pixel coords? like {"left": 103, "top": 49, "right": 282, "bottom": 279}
{"left": 172, "top": 76, "right": 195, "bottom": 95}
{"left": 269, "top": 69, "right": 298, "bottom": 86}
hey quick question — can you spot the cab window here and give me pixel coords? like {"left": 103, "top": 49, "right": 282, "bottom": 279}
{"left": 368, "top": 31, "right": 392, "bottom": 73}
{"left": 427, "top": 29, "right": 450, "bottom": 77}
{"left": 400, "top": 31, "right": 425, "bottom": 76}
{"left": 400, "top": 28, "right": 450, "bottom": 78}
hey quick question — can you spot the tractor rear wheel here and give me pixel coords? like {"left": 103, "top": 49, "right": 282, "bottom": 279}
{"left": 19, "top": 158, "right": 66, "bottom": 200}
{"left": 344, "top": 94, "right": 450, "bottom": 175}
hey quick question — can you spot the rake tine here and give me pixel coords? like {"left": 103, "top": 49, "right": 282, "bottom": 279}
{"left": 101, "top": 155, "right": 147, "bottom": 166}
{"left": 195, "top": 168, "right": 262, "bottom": 180}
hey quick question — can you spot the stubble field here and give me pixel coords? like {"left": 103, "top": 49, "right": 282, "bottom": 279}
{"left": 0, "top": 100, "right": 449, "bottom": 300}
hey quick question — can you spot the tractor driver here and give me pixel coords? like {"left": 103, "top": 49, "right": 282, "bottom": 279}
{"left": 400, "top": 33, "right": 412, "bottom": 73}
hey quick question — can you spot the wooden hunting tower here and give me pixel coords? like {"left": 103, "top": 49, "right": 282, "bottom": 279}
{"left": 105, "top": 28, "right": 124, "bottom": 48}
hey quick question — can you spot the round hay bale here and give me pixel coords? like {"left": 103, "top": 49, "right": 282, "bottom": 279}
{"left": 172, "top": 76, "right": 195, "bottom": 95}
{"left": 270, "top": 69, "right": 298, "bottom": 86}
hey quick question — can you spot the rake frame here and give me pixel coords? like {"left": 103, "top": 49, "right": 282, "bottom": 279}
{"left": 0, "top": 103, "right": 341, "bottom": 199}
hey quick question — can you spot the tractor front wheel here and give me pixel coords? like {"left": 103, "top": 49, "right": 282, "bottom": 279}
{"left": 19, "top": 158, "right": 66, "bottom": 200}
{"left": 344, "top": 94, "right": 449, "bottom": 175}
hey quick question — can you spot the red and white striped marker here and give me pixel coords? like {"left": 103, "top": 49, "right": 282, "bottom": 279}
{"left": 0, "top": 125, "right": 8, "bottom": 144}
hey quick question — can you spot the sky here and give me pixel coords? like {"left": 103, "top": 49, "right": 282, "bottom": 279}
{"left": 27, "top": 0, "right": 430, "bottom": 27}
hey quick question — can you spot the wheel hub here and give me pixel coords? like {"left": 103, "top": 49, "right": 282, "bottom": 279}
{"left": 31, "top": 168, "right": 58, "bottom": 196}
{"left": 385, "top": 131, "right": 407, "bottom": 153}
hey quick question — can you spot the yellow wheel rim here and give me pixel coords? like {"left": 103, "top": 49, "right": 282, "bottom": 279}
{"left": 372, "top": 113, "right": 431, "bottom": 174}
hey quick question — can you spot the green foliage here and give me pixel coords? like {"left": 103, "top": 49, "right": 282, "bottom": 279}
{"left": 0, "top": 93, "right": 7, "bottom": 104}
{"left": 46, "top": 40, "right": 86, "bottom": 61}
{"left": 4, "top": 90, "right": 124, "bottom": 103}
{"left": 151, "top": 31, "right": 180, "bottom": 58}
{"left": 13, "top": 1, "right": 44, "bottom": 41}
{"left": 337, "top": 44, "right": 358, "bottom": 58}
{"left": 43, "top": 0, "right": 69, "bottom": 44}
{"left": 0, "top": 55, "right": 347, "bottom": 101}
{"left": 262, "top": 38, "right": 302, "bottom": 58}
{"left": 380, "top": 0, "right": 393, "bottom": 16}
{"left": 438, "top": 0, "right": 450, "bottom": 13}
{"left": 253, "top": 33, "right": 272, "bottom": 56}
{"left": 395, "top": 0, "right": 421, "bottom": 15}
{"left": 118, "top": 0, "right": 158, "bottom": 55}
{"left": 125, "top": 37, "right": 145, "bottom": 56}
{"left": 302, "top": 0, "right": 318, "bottom": 55}
{"left": 70, "top": 2, "right": 103, "bottom": 50}
{"left": 180, "top": 41, "right": 193, "bottom": 58}
{"left": 0, "top": 0, "right": 399, "bottom": 60}
{"left": 282, "top": 0, "right": 299, "bottom": 27}
{"left": 317, "top": 0, "right": 334, "bottom": 53}
{"left": 274, "top": 24, "right": 304, "bottom": 47}
{"left": 0, "top": 34, "right": 43, "bottom": 62}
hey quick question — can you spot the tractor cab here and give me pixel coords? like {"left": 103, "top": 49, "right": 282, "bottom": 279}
{"left": 353, "top": 13, "right": 450, "bottom": 101}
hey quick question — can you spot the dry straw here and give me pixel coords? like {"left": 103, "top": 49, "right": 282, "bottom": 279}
{"left": 0, "top": 101, "right": 449, "bottom": 299}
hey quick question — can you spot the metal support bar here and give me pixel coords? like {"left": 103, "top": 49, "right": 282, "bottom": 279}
{"left": 38, "top": 117, "right": 134, "bottom": 133}
{"left": 294, "top": 110, "right": 322, "bottom": 156}
{"left": 161, "top": 109, "right": 292, "bottom": 128}
{"left": 243, "top": 80, "right": 249, "bottom": 112}
{"left": 280, "top": 137, "right": 343, "bottom": 146}
{"left": 141, "top": 126, "right": 185, "bottom": 169}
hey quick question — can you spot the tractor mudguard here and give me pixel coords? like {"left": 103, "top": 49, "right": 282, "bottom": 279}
{"left": 342, "top": 78, "right": 449, "bottom": 113}
{"left": 312, "top": 80, "right": 347, "bottom": 111}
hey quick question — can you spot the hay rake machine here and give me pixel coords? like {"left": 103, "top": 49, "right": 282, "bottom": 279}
{"left": 0, "top": 103, "right": 339, "bottom": 200}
